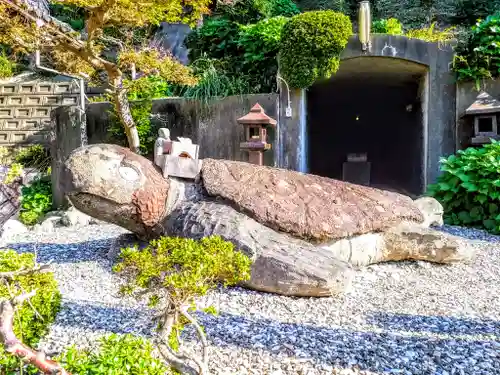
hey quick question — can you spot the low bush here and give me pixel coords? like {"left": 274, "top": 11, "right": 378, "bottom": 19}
{"left": 0, "top": 250, "right": 61, "bottom": 373}
{"left": 19, "top": 173, "right": 53, "bottom": 226}
{"left": 427, "top": 140, "right": 500, "bottom": 233}
{"left": 58, "top": 334, "right": 172, "bottom": 374}
{"left": 278, "top": 10, "right": 352, "bottom": 88}
{"left": 114, "top": 235, "right": 252, "bottom": 373}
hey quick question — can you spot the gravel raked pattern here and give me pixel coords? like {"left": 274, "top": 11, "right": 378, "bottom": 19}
{"left": 1, "top": 223, "right": 499, "bottom": 375}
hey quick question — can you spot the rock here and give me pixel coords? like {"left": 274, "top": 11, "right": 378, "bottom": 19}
{"left": 0, "top": 219, "right": 28, "bottom": 240}
{"left": 321, "top": 221, "right": 473, "bottom": 266}
{"left": 60, "top": 144, "right": 473, "bottom": 297}
{"left": 35, "top": 216, "right": 62, "bottom": 233}
{"left": 413, "top": 197, "right": 444, "bottom": 227}
{"left": 200, "top": 158, "right": 424, "bottom": 242}
{"left": 383, "top": 222, "right": 473, "bottom": 264}
{"left": 166, "top": 199, "right": 353, "bottom": 296}
{"left": 61, "top": 206, "right": 95, "bottom": 227}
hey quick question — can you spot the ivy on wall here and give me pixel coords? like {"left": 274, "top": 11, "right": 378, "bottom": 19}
{"left": 278, "top": 10, "right": 352, "bottom": 89}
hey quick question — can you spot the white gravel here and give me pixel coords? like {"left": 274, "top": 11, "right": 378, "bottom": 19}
{"left": 1, "top": 223, "right": 499, "bottom": 375}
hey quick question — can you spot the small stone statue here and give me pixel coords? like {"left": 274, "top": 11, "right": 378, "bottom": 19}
{"left": 154, "top": 128, "right": 172, "bottom": 168}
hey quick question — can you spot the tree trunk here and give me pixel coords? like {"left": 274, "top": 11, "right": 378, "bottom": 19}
{"left": 109, "top": 71, "right": 141, "bottom": 153}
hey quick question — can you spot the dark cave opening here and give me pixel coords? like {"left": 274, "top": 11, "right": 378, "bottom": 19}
{"left": 306, "top": 57, "right": 427, "bottom": 197}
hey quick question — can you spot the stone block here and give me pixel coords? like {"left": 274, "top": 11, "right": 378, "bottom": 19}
{"left": 55, "top": 83, "right": 71, "bottom": 93}
{"left": 8, "top": 97, "right": 23, "bottom": 106}
{"left": 163, "top": 155, "right": 202, "bottom": 179}
{"left": 45, "top": 96, "right": 60, "bottom": 105}
{"left": 36, "top": 83, "right": 53, "bottom": 94}
{"left": 15, "top": 108, "right": 32, "bottom": 118}
{"left": 20, "top": 84, "right": 35, "bottom": 94}
{"left": 25, "top": 96, "right": 43, "bottom": 105}
{"left": 0, "top": 97, "right": 5, "bottom": 106}
{"left": 4, "top": 120, "right": 21, "bottom": 129}
{"left": 0, "top": 133, "right": 9, "bottom": 143}
{"left": 0, "top": 108, "right": 13, "bottom": 118}
{"left": 33, "top": 107, "right": 50, "bottom": 117}
{"left": 1, "top": 85, "right": 16, "bottom": 94}
{"left": 22, "top": 119, "right": 40, "bottom": 129}
{"left": 62, "top": 96, "right": 78, "bottom": 105}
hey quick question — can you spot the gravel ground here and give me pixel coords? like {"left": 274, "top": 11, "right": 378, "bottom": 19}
{"left": 1, "top": 224, "right": 499, "bottom": 375}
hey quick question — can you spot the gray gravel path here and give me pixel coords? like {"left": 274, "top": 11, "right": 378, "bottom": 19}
{"left": 1, "top": 224, "right": 499, "bottom": 375}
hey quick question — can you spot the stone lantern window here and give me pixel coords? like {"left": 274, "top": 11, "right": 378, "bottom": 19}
{"left": 237, "top": 103, "right": 277, "bottom": 165}
{"left": 465, "top": 91, "right": 500, "bottom": 145}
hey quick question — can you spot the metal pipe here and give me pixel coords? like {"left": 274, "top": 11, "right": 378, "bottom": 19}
{"left": 358, "top": 1, "right": 372, "bottom": 52}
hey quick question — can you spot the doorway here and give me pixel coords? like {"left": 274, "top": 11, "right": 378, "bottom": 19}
{"left": 306, "top": 57, "right": 428, "bottom": 196}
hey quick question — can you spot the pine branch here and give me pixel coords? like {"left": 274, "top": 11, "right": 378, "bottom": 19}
{"left": 0, "top": 290, "right": 71, "bottom": 374}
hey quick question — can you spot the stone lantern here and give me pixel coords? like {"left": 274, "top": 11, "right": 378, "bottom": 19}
{"left": 465, "top": 91, "right": 500, "bottom": 145}
{"left": 238, "top": 103, "right": 277, "bottom": 165}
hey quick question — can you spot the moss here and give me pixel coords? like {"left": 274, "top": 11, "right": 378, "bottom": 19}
{"left": 278, "top": 10, "right": 352, "bottom": 89}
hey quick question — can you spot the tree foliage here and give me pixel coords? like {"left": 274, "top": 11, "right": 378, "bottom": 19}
{"left": 184, "top": 0, "right": 298, "bottom": 95}
{"left": 0, "top": 0, "right": 207, "bottom": 152}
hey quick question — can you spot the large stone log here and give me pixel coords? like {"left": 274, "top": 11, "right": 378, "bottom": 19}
{"left": 60, "top": 144, "right": 474, "bottom": 297}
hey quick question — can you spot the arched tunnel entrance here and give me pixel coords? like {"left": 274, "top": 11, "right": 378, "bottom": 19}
{"left": 307, "top": 57, "right": 428, "bottom": 197}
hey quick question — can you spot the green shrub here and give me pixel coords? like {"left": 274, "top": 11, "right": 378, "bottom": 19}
{"left": 19, "top": 174, "right": 53, "bottom": 226}
{"left": 238, "top": 16, "right": 289, "bottom": 92}
{"left": 278, "top": 10, "right": 352, "bottom": 88}
{"left": 296, "top": 0, "right": 347, "bottom": 12}
{"left": 185, "top": 0, "right": 299, "bottom": 95}
{"left": 3, "top": 162, "right": 22, "bottom": 184}
{"left": 255, "top": 0, "right": 300, "bottom": 17}
{"left": 113, "top": 235, "right": 252, "bottom": 372}
{"left": 427, "top": 140, "right": 500, "bottom": 233}
{"left": 186, "top": 18, "right": 242, "bottom": 62}
{"left": 58, "top": 334, "right": 172, "bottom": 374}
{"left": 372, "top": 18, "right": 403, "bottom": 35}
{"left": 0, "top": 53, "right": 16, "bottom": 78}
{"left": 14, "top": 144, "right": 51, "bottom": 172}
{"left": 0, "top": 250, "right": 61, "bottom": 373}
{"left": 452, "top": 13, "right": 500, "bottom": 85}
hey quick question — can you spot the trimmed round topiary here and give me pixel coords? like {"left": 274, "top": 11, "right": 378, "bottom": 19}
{"left": 278, "top": 10, "right": 352, "bottom": 88}
{"left": 0, "top": 250, "right": 62, "bottom": 373}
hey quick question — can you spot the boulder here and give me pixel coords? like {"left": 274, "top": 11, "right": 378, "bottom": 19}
{"left": 200, "top": 158, "right": 424, "bottom": 242}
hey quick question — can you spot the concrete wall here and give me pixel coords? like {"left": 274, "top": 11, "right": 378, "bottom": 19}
{"left": 456, "top": 80, "right": 500, "bottom": 150}
{"left": 0, "top": 72, "right": 80, "bottom": 147}
{"left": 278, "top": 34, "right": 457, "bottom": 189}
{"left": 85, "top": 94, "right": 279, "bottom": 165}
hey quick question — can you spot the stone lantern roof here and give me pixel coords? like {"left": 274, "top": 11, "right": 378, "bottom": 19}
{"left": 466, "top": 91, "right": 500, "bottom": 115}
{"left": 237, "top": 103, "right": 277, "bottom": 126}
